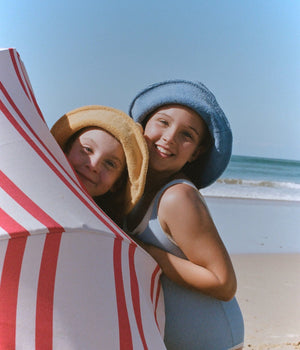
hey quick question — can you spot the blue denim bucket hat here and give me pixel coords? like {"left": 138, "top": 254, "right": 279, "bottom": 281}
{"left": 128, "top": 80, "right": 232, "bottom": 189}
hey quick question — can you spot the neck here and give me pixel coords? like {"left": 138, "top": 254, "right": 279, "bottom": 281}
{"left": 145, "top": 168, "right": 184, "bottom": 194}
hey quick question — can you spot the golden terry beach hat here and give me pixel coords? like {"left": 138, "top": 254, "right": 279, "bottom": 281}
{"left": 51, "top": 105, "right": 148, "bottom": 214}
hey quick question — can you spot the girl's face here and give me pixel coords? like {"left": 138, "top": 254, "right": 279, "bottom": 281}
{"left": 143, "top": 105, "right": 207, "bottom": 176}
{"left": 66, "top": 127, "right": 126, "bottom": 197}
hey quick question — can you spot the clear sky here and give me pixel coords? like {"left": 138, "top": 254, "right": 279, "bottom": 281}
{"left": 1, "top": 0, "right": 300, "bottom": 160}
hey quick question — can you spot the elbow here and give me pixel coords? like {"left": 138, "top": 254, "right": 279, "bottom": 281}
{"left": 216, "top": 286, "right": 236, "bottom": 302}
{"left": 216, "top": 276, "right": 237, "bottom": 301}
{"left": 220, "top": 289, "right": 236, "bottom": 302}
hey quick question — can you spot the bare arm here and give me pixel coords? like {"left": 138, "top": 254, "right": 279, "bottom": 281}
{"left": 141, "top": 184, "right": 237, "bottom": 301}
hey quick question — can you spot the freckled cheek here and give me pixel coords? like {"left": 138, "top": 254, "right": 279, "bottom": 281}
{"left": 98, "top": 170, "right": 112, "bottom": 185}
{"left": 144, "top": 132, "right": 159, "bottom": 150}
{"left": 144, "top": 125, "right": 160, "bottom": 139}
{"left": 79, "top": 155, "right": 92, "bottom": 168}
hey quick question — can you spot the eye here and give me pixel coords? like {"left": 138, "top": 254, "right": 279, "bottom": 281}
{"left": 82, "top": 145, "right": 93, "bottom": 153}
{"left": 105, "top": 159, "right": 117, "bottom": 169}
{"left": 158, "top": 118, "right": 168, "bottom": 126}
{"left": 182, "top": 131, "right": 193, "bottom": 139}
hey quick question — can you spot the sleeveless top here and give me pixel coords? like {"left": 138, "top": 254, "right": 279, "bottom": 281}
{"left": 129, "top": 179, "right": 244, "bottom": 350}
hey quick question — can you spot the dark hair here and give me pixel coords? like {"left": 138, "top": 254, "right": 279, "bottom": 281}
{"left": 94, "top": 169, "right": 128, "bottom": 225}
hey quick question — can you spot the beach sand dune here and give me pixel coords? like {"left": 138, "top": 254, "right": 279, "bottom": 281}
{"left": 231, "top": 254, "right": 300, "bottom": 350}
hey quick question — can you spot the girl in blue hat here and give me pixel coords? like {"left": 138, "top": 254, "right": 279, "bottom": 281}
{"left": 126, "top": 80, "right": 244, "bottom": 350}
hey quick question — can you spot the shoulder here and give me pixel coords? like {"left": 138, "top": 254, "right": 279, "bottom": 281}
{"left": 157, "top": 181, "right": 213, "bottom": 242}
{"left": 160, "top": 182, "right": 205, "bottom": 213}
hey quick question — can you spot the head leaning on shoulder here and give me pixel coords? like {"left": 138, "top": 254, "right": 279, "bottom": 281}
{"left": 50, "top": 105, "right": 148, "bottom": 214}
{"left": 128, "top": 80, "right": 232, "bottom": 189}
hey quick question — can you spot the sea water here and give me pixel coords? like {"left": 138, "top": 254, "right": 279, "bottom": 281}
{"left": 201, "top": 155, "right": 300, "bottom": 253}
{"left": 202, "top": 155, "right": 300, "bottom": 202}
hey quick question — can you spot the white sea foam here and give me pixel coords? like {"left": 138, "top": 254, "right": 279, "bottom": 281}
{"left": 201, "top": 178, "right": 300, "bottom": 202}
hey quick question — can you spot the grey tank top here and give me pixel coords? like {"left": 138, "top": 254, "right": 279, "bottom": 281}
{"left": 131, "top": 179, "right": 204, "bottom": 258}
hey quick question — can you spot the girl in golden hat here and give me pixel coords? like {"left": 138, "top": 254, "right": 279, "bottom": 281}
{"left": 51, "top": 105, "right": 148, "bottom": 225}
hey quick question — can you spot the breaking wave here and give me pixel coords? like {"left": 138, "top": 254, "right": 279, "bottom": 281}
{"left": 201, "top": 178, "right": 300, "bottom": 202}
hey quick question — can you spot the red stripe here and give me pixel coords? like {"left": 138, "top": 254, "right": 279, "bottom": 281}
{"left": 150, "top": 265, "right": 162, "bottom": 329}
{"left": 0, "top": 211, "right": 29, "bottom": 349}
{"left": 9, "top": 48, "right": 30, "bottom": 100}
{"left": 15, "top": 50, "right": 45, "bottom": 121}
{"left": 128, "top": 244, "right": 148, "bottom": 349}
{"left": 150, "top": 265, "right": 161, "bottom": 303}
{"left": 113, "top": 238, "right": 133, "bottom": 349}
{"left": 154, "top": 279, "right": 162, "bottom": 330}
{"left": 35, "top": 232, "right": 63, "bottom": 350}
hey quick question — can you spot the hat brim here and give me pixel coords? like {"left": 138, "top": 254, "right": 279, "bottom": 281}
{"left": 51, "top": 105, "right": 148, "bottom": 213}
{"left": 129, "top": 80, "right": 232, "bottom": 188}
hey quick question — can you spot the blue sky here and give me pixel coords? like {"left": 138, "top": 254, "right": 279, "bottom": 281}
{"left": 1, "top": 0, "right": 300, "bottom": 160}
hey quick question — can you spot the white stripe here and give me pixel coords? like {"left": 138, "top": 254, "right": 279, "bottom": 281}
{"left": 53, "top": 231, "right": 119, "bottom": 348}
{"left": 16, "top": 234, "right": 46, "bottom": 349}
{"left": 0, "top": 239, "right": 8, "bottom": 280}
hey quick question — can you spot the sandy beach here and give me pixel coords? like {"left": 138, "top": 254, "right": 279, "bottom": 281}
{"left": 231, "top": 253, "right": 300, "bottom": 349}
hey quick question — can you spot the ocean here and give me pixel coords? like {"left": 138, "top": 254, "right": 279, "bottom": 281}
{"left": 201, "top": 155, "right": 300, "bottom": 202}
{"left": 201, "top": 155, "right": 300, "bottom": 253}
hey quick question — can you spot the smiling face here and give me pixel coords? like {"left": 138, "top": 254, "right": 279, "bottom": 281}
{"left": 143, "top": 105, "right": 208, "bottom": 177}
{"left": 66, "top": 127, "right": 126, "bottom": 197}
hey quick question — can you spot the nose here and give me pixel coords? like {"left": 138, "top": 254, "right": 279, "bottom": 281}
{"left": 86, "top": 155, "right": 102, "bottom": 173}
{"left": 162, "top": 127, "right": 176, "bottom": 144}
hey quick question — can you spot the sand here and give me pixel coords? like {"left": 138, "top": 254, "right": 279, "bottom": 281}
{"left": 204, "top": 196, "right": 300, "bottom": 254}
{"left": 231, "top": 253, "right": 300, "bottom": 349}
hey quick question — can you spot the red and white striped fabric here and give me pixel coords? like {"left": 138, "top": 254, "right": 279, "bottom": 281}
{"left": 0, "top": 48, "right": 165, "bottom": 350}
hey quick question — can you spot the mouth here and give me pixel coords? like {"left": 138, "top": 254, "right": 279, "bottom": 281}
{"left": 155, "top": 145, "right": 174, "bottom": 157}
{"left": 76, "top": 171, "right": 97, "bottom": 185}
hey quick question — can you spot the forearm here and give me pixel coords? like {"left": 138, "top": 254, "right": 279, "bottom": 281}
{"left": 145, "top": 244, "right": 237, "bottom": 301}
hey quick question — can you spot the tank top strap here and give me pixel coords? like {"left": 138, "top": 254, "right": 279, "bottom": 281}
{"left": 153, "top": 179, "right": 208, "bottom": 218}
{"left": 153, "top": 178, "right": 198, "bottom": 210}
{"left": 156, "top": 179, "right": 197, "bottom": 197}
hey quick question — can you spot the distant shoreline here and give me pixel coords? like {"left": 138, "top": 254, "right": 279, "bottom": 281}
{"left": 202, "top": 193, "right": 300, "bottom": 203}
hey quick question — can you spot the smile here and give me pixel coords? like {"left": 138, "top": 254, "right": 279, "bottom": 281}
{"left": 76, "top": 171, "right": 97, "bottom": 185}
{"left": 156, "top": 145, "right": 173, "bottom": 157}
